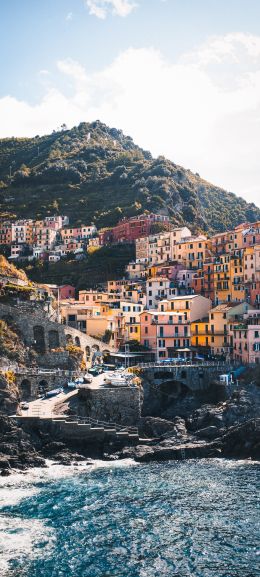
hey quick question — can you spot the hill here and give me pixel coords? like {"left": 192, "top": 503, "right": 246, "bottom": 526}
{"left": 0, "top": 121, "right": 259, "bottom": 233}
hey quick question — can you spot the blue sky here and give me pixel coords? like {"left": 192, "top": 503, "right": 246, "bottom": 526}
{"left": 1, "top": 0, "right": 260, "bottom": 206}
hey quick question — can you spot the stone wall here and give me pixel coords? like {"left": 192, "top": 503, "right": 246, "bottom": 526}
{"left": 0, "top": 302, "right": 66, "bottom": 351}
{"left": 78, "top": 386, "right": 143, "bottom": 426}
{"left": 142, "top": 365, "right": 231, "bottom": 392}
{"left": 16, "top": 371, "right": 72, "bottom": 400}
{"left": 0, "top": 302, "right": 77, "bottom": 368}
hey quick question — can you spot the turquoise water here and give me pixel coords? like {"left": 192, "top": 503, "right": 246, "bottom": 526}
{"left": 0, "top": 459, "right": 259, "bottom": 576}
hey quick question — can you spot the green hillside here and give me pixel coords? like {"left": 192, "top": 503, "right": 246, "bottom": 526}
{"left": 20, "top": 244, "right": 135, "bottom": 290}
{"left": 0, "top": 121, "right": 259, "bottom": 233}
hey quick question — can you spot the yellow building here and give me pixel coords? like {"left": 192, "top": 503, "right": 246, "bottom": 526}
{"left": 209, "top": 302, "right": 248, "bottom": 356}
{"left": 172, "top": 236, "right": 212, "bottom": 270}
{"left": 213, "top": 254, "right": 232, "bottom": 303}
{"left": 119, "top": 300, "right": 144, "bottom": 342}
{"left": 230, "top": 252, "right": 246, "bottom": 302}
{"left": 191, "top": 317, "right": 211, "bottom": 349}
{"left": 191, "top": 302, "right": 249, "bottom": 356}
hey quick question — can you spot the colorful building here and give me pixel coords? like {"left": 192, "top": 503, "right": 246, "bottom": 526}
{"left": 112, "top": 213, "right": 169, "bottom": 244}
{"left": 231, "top": 309, "right": 260, "bottom": 364}
{"left": 140, "top": 294, "right": 211, "bottom": 359}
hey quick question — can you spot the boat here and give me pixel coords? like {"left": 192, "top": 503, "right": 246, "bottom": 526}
{"left": 45, "top": 387, "right": 63, "bottom": 398}
{"left": 103, "top": 371, "right": 132, "bottom": 387}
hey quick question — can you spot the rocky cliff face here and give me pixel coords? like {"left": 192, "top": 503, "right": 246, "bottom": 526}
{"left": 119, "top": 383, "right": 260, "bottom": 462}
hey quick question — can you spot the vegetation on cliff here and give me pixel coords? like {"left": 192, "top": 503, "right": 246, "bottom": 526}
{"left": 0, "top": 254, "right": 28, "bottom": 282}
{"left": 1, "top": 121, "right": 259, "bottom": 234}
{"left": 19, "top": 243, "right": 135, "bottom": 289}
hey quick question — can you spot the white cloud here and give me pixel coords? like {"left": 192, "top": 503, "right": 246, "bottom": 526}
{"left": 66, "top": 12, "right": 73, "bottom": 21}
{"left": 0, "top": 33, "right": 260, "bottom": 206}
{"left": 85, "top": 0, "right": 137, "bottom": 19}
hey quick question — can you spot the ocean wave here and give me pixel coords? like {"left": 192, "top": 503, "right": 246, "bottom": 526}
{"left": 0, "top": 458, "right": 138, "bottom": 507}
{"left": 0, "top": 517, "right": 55, "bottom": 576}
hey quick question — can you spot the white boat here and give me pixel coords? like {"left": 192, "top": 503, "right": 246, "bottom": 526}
{"left": 103, "top": 371, "right": 132, "bottom": 387}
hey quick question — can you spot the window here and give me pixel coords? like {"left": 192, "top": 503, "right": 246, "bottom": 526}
{"left": 145, "top": 327, "right": 148, "bottom": 334}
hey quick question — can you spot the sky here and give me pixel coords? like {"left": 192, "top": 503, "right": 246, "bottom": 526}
{"left": 1, "top": 0, "right": 260, "bottom": 207}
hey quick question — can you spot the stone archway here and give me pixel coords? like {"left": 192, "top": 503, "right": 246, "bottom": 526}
{"left": 49, "top": 329, "right": 60, "bottom": 350}
{"left": 66, "top": 334, "right": 73, "bottom": 344}
{"left": 92, "top": 344, "right": 100, "bottom": 352}
{"left": 102, "top": 349, "right": 110, "bottom": 362}
{"left": 20, "top": 379, "right": 31, "bottom": 400}
{"left": 33, "top": 325, "right": 45, "bottom": 354}
{"left": 75, "top": 336, "right": 81, "bottom": 348}
{"left": 38, "top": 379, "right": 48, "bottom": 396}
{"left": 85, "top": 345, "right": 91, "bottom": 360}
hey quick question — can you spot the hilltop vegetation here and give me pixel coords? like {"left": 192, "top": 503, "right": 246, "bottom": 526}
{"left": 0, "top": 121, "right": 259, "bottom": 233}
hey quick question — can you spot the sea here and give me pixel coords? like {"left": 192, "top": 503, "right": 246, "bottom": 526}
{"left": 0, "top": 458, "right": 259, "bottom": 577}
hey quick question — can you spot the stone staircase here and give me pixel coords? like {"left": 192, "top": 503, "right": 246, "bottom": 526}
{"left": 51, "top": 415, "right": 139, "bottom": 443}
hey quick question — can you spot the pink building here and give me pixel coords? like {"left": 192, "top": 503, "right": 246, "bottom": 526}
{"left": 249, "top": 281, "right": 260, "bottom": 309}
{"left": 140, "top": 294, "right": 211, "bottom": 359}
{"left": 231, "top": 309, "right": 260, "bottom": 364}
{"left": 140, "top": 310, "right": 191, "bottom": 359}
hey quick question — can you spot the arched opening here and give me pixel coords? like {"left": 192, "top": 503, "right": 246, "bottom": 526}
{"left": 20, "top": 379, "right": 31, "bottom": 400}
{"left": 180, "top": 370, "right": 187, "bottom": 379}
{"left": 38, "top": 379, "right": 48, "bottom": 396}
{"left": 75, "top": 336, "right": 81, "bottom": 348}
{"left": 92, "top": 344, "right": 100, "bottom": 352}
{"left": 103, "top": 349, "right": 110, "bottom": 362}
{"left": 66, "top": 334, "right": 73, "bottom": 344}
{"left": 85, "top": 345, "right": 91, "bottom": 360}
{"left": 33, "top": 325, "right": 45, "bottom": 354}
{"left": 49, "top": 329, "right": 60, "bottom": 350}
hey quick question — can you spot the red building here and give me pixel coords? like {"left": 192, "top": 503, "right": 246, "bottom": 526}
{"left": 112, "top": 214, "right": 169, "bottom": 243}
{"left": 99, "top": 229, "right": 114, "bottom": 245}
{"left": 45, "top": 284, "right": 75, "bottom": 300}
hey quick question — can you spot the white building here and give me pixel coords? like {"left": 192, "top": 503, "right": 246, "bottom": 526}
{"left": 146, "top": 277, "right": 178, "bottom": 309}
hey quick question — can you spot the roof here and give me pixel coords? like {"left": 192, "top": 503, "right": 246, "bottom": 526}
{"left": 211, "top": 302, "right": 245, "bottom": 312}
{"left": 191, "top": 316, "right": 209, "bottom": 323}
{"left": 160, "top": 294, "right": 203, "bottom": 301}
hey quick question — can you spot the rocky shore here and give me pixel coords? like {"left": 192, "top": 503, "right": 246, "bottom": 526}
{"left": 0, "top": 380, "right": 259, "bottom": 475}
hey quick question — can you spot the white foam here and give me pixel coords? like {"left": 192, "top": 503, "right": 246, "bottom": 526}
{"left": 0, "top": 516, "right": 55, "bottom": 575}
{"left": 0, "top": 458, "right": 138, "bottom": 507}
